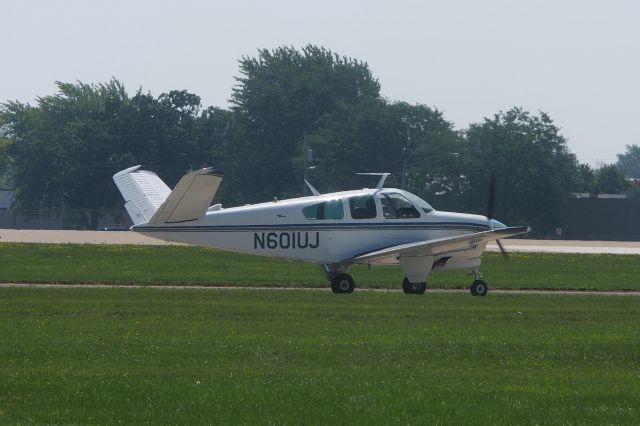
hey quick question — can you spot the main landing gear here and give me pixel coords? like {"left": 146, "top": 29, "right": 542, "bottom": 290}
{"left": 469, "top": 267, "right": 488, "bottom": 296}
{"left": 323, "top": 265, "right": 489, "bottom": 296}
{"left": 330, "top": 273, "right": 355, "bottom": 294}
{"left": 323, "top": 264, "right": 356, "bottom": 294}
{"left": 402, "top": 277, "right": 427, "bottom": 295}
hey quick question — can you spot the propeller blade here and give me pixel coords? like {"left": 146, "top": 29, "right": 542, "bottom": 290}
{"left": 496, "top": 239, "right": 509, "bottom": 260}
{"left": 487, "top": 175, "right": 508, "bottom": 259}
{"left": 487, "top": 174, "right": 496, "bottom": 220}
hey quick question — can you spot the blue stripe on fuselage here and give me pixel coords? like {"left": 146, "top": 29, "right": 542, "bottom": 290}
{"left": 134, "top": 221, "right": 491, "bottom": 233}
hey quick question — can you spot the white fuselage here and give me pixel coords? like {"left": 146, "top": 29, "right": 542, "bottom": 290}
{"left": 133, "top": 188, "right": 493, "bottom": 270}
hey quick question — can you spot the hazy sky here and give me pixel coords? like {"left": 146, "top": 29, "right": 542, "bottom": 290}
{"left": 2, "top": 0, "right": 639, "bottom": 165}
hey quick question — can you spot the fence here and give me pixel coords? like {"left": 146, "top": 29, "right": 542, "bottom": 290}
{"left": 0, "top": 208, "right": 131, "bottom": 230}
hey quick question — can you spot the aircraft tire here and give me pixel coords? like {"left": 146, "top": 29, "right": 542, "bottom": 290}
{"left": 402, "top": 277, "right": 426, "bottom": 295}
{"left": 470, "top": 280, "right": 488, "bottom": 296}
{"left": 331, "top": 273, "right": 355, "bottom": 294}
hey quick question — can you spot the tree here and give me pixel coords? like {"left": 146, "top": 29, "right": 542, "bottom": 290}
{"left": 309, "top": 99, "right": 463, "bottom": 209}
{"left": 0, "top": 80, "right": 229, "bottom": 228}
{"left": 2, "top": 80, "right": 135, "bottom": 227}
{"left": 594, "top": 164, "right": 628, "bottom": 194}
{"left": 228, "top": 45, "right": 381, "bottom": 203}
{"left": 0, "top": 140, "right": 10, "bottom": 189}
{"left": 616, "top": 144, "right": 640, "bottom": 179}
{"left": 463, "top": 108, "right": 579, "bottom": 226}
{"left": 310, "top": 98, "right": 405, "bottom": 191}
{"left": 195, "top": 106, "right": 237, "bottom": 204}
{"left": 574, "top": 163, "right": 595, "bottom": 193}
{"left": 0, "top": 114, "right": 12, "bottom": 188}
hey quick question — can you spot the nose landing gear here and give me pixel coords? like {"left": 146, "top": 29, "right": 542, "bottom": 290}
{"left": 331, "top": 273, "right": 355, "bottom": 294}
{"left": 402, "top": 277, "right": 427, "bottom": 295}
{"left": 469, "top": 267, "right": 488, "bottom": 296}
{"left": 470, "top": 280, "right": 488, "bottom": 296}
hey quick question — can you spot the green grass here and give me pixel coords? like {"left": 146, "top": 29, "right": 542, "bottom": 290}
{"left": 1, "top": 287, "right": 639, "bottom": 424}
{"left": 1, "top": 242, "right": 639, "bottom": 290}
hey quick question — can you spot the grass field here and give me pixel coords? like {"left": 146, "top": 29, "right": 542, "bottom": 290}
{"left": 1, "top": 242, "right": 639, "bottom": 291}
{"left": 1, "top": 287, "right": 639, "bottom": 424}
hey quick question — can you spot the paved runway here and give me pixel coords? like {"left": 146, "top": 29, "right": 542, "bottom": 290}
{"left": 486, "top": 239, "right": 640, "bottom": 255}
{"left": 1, "top": 229, "right": 639, "bottom": 254}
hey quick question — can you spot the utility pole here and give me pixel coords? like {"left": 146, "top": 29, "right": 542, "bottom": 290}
{"left": 302, "top": 132, "right": 314, "bottom": 195}
{"left": 401, "top": 146, "right": 408, "bottom": 189}
{"left": 401, "top": 155, "right": 407, "bottom": 189}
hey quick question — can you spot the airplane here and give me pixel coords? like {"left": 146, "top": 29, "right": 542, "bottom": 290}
{"left": 113, "top": 166, "right": 529, "bottom": 296}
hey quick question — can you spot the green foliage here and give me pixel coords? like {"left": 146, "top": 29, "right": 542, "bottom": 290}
{"left": 616, "top": 144, "right": 640, "bottom": 179}
{"left": 2, "top": 80, "right": 133, "bottom": 221}
{"left": 463, "top": 108, "right": 579, "bottom": 225}
{"left": 572, "top": 163, "right": 631, "bottom": 195}
{"left": 0, "top": 80, "right": 232, "bottom": 227}
{"left": 574, "top": 163, "right": 595, "bottom": 193}
{"left": 594, "top": 163, "right": 629, "bottom": 194}
{"left": 0, "top": 46, "right": 604, "bottom": 228}
{"left": 309, "top": 100, "right": 464, "bottom": 209}
{"left": 1, "top": 288, "right": 639, "bottom": 424}
{"left": 0, "top": 136, "right": 11, "bottom": 188}
{"left": 227, "top": 45, "right": 381, "bottom": 203}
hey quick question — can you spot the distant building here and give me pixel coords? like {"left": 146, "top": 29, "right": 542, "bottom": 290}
{"left": 535, "top": 192, "right": 640, "bottom": 241}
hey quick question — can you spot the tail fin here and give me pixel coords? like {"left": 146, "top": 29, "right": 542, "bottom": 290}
{"left": 113, "top": 166, "right": 224, "bottom": 226}
{"left": 113, "top": 166, "right": 171, "bottom": 225}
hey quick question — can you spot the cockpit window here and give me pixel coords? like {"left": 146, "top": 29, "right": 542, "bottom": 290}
{"left": 302, "top": 199, "right": 344, "bottom": 220}
{"left": 349, "top": 195, "right": 377, "bottom": 219}
{"left": 380, "top": 193, "right": 421, "bottom": 219}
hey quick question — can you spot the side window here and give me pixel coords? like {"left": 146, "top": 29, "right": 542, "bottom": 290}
{"left": 323, "top": 199, "right": 344, "bottom": 219}
{"left": 380, "top": 193, "right": 420, "bottom": 219}
{"left": 302, "top": 199, "right": 344, "bottom": 220}
{"left": 349, "top": 195, "right": 377, "bottom": 219}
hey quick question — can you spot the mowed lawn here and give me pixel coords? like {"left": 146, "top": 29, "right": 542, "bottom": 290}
{"left": 1, "top": 242, "right": 640, "bottom": 290}
{"left": 1, "top": 288, "right": 639, "bottom": 424}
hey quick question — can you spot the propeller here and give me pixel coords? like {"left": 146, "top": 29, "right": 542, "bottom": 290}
{"left": 487, "top": 174, "right": 508, "bottom": 259}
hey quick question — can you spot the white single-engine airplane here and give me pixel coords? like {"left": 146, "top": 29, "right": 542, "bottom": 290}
{"left": 113, "top": 166, "right": 529, "bottom": 295}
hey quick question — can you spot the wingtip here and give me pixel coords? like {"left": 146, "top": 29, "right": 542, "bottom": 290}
{"left": 199, "top": 167, "right": 224, "bottom": 177}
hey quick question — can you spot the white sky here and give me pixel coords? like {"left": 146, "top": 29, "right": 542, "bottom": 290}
{"left": 2, "top": 0, "right": 639, "bottom": 165}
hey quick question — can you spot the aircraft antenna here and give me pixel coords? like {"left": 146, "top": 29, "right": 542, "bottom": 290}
{"left": 304, "top": 179, "right": 321, "bottom": 196}
{"left": 357, "top": 172, "right": 391, "bottom": 189}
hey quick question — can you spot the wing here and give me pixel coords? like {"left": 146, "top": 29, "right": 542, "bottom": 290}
{"left": 350, "top": 226, "right": 530, "bottom": 264}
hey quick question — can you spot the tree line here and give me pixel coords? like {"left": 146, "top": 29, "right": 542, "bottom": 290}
{"left": 1, "top": 45, "right": 638, "bottom": 229}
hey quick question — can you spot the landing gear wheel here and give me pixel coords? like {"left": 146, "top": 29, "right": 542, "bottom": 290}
{"left": 331, "top": 273, "right": 355, "bottom": 294}
{"left": 470, "top": 280, "right": 488, "bottom": 297}
{"left": 402, "top": 277, "right": 427, "bottom": 295}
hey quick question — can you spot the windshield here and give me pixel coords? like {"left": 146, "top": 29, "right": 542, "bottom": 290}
{"left": 380, "top": 193, "right": 421, "bottom": 219}
{"left": 399, "top": 191, "right": 434, "bottom": 213}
